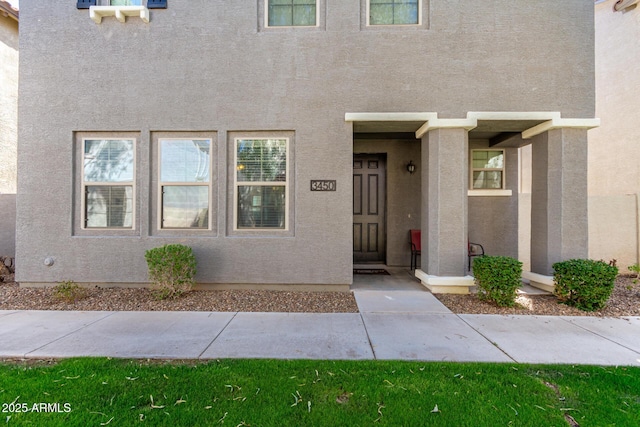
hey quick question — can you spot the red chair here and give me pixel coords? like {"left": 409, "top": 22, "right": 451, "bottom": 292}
{"left": 410, "top": 229, "right": 421, "bottom": 270}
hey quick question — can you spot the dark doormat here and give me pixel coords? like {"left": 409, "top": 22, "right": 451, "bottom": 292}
{"left": 353, "top": 269, "right": 390, "bottom": 275}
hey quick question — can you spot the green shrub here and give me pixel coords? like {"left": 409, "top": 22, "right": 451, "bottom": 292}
{"left": 145, "top": 244, "right": 197, "bottom": 300}
{"left": 629, "top": 263, "right": 640, "bottom": 284}
{"left": 553, "top": 259, "right": 618, "bottom": 312}
{"left": 53, "top": 280, "right": 87, "bottom": 304}
{"left": 473, "top": 256, "right": 523, "bottom": 307}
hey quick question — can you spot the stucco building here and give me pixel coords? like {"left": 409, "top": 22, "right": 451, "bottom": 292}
{"left": 588, "top": 0, "right": 640, "bottom": 270}
{"left": 0, "top": 0, "right": 18, "bottom": 259}
{"left": 16, "top": 0, "right": 598, "bottom": 291}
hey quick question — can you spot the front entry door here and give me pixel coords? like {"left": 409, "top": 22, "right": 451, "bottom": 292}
{"left": 353, "top": 154, "right": 386, "bottom": 263}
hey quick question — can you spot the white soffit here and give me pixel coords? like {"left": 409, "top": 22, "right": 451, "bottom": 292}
{"left": 466, "top": 111, "right": 561, "bottom": 121}
{"left": 521, "top": 117, "right": 601, "bottom": 139}
{"left": 414, "top": 118, "right": 477, "bottom": 138}
{"left": 344, "top": 112, "right": 437, "bottom": 122}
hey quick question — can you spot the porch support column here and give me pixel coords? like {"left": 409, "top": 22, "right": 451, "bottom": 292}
{"left": 529, "top": 128, "right": 589, "bottom": 282}
{"left": 415, "top": 127, "right": 474, "bottom": 293}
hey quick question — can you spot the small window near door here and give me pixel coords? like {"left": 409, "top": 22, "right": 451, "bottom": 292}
{"left": 234, "top": 138, "right": 288, "bottom": 230}
{"left": 471, "top": 150, "right": 505, "bottom": 189}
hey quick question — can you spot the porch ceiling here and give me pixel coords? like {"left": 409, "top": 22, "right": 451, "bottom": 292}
{"left": 347, "top": 112, "right": 600, "bottom": 145}
{"left": 472, "top": 119, "right": 557, "bottom": 147}
{"left": 353, "top": 121, "right": 426, "bottom": 134}
{"left": 469, "top": 119, "right": 549, "bottom": 140}
{"left": 352, "top": 119, "right": 550, "bottom": 146}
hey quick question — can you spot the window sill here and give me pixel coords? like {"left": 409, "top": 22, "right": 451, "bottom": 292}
{"left": 361, "top": 23, "right": 427, "bottom": 31}
{"left": 468, "top": 189, "right": 513, "bottom": 197}
{"left": 262, "top": 25, "right": 323, "bottom": 32}
{"left": 90, "top": 6, "right": 149, "bottom": 24}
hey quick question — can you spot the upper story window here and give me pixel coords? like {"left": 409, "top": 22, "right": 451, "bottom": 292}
{"left": 368, "top": 0, "right": 420, "bottom": 26}
{"left": 77, "top": 0, "right": 166, "bottom": 10}
{"left": 159, "top": 139, "right": 211, "bottom": 230}
{"left": 267, "top": 0, "right": 317, "bottom": 27}
{"left": 471, "top": 150, "right": 505, "bottom": 190}
{"left": 106, "top": 0, "right": 141, "bottom": 5}
{"left": 82, "top": 139, "right": 135, "bottom": 229}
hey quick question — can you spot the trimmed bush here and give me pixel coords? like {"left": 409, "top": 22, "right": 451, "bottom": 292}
{"left": 553, "top": 259, "right": 618, "bottom": 312}
{"left": 473, "top": 256, "right": 523, "bottom": 307}
{"left": 145, "top": 244, "right": 197, "bottom": 300}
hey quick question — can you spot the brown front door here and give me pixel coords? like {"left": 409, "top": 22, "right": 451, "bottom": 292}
{"left": 353, "top": 154, "right": 386, "bottom": 263}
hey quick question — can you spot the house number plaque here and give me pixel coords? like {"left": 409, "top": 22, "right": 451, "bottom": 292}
{"left": 310, "top": 180, "right": 337, "bottom": 191}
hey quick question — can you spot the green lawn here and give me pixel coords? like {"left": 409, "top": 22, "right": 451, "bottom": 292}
{"left": 0, "top": 358, "right": 638, "bottom": 426}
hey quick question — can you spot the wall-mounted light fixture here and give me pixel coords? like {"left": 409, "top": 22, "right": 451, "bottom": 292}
{"left": 407, "top": 160, "right": 416, "bottom": 174}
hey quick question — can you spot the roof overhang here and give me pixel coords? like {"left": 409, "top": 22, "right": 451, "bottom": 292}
{"left": 345, "top": 112, "right": 600, "bottom": 146}
{"left": 0, "top": 0, "right": 18, "bottom": 22}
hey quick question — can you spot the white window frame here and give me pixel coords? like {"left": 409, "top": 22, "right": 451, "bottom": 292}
{"left": 366, "top": 0, "right": 422, "bottom": 27}
{"left": 233, "top": 137, "right": 290, "bottom": 231}
{"left": 81, "top": 138, "right": 136, "bottom": 230}
{"left": 158, "top": 138, "right": 213, "bottom": 230}
{"left": 470, "top": 149, "right": 506, "bottom": 190}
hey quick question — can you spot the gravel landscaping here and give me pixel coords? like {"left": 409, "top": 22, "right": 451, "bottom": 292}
{"left": 436, "top": 275, "right": 640, "bottom": 317}
{"left": 0, "top": 277, "right": 359, "bottom": 313}
{"left": 0, "top": 273, "right": 638, "bottom": 316}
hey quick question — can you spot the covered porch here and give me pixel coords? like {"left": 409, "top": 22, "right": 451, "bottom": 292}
{"left": 351, "top": 265, "right": 550, "bottom": 297}
{"left": 348, "top": 112, "right": 599, "bottom": 294}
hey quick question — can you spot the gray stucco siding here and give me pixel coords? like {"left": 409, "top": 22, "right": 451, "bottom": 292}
{"left": 21, "top": 1, "right": 595, "bottom": 122}
{"left": 17, "top": 0, "right": 595, "bottom": 286}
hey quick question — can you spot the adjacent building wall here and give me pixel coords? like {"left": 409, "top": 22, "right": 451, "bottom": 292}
{"left": 0, "top": 4, "right": 18, "bottom": 257}
{"left": 589, "top": 0, "right": 640, "bottom": 268}
{"left": 17, "top": 0, "right": 595, "bottom": 287}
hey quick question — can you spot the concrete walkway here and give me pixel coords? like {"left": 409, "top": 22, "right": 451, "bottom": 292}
{"left": 1, "top": 290, "right": 639, "bottom": 365}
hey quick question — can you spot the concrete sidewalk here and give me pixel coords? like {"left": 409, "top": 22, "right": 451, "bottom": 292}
{"left": 0, "top": 290, "right": 639, "bottom": 365}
